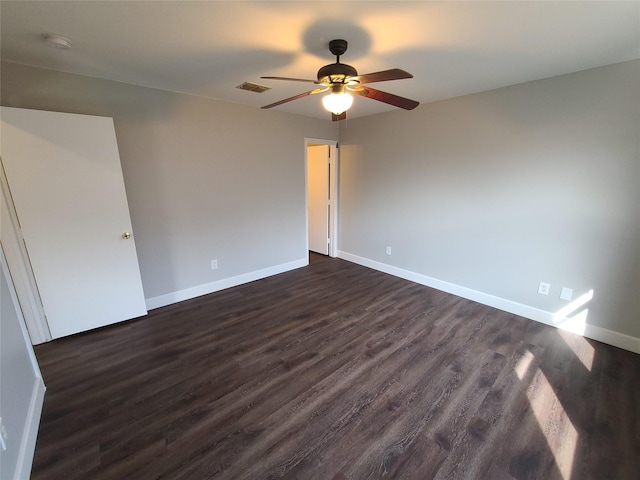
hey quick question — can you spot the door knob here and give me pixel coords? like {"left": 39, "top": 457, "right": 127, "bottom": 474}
{"left": 122, "top": 232, "right": 131, "bottom": 240}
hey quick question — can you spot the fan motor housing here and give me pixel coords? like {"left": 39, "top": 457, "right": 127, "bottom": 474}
{"left": 317, "top": 63, "right": 358, "bottom": 83}
{"left": 328, "top": 39, "right": 348, "bottom": 57}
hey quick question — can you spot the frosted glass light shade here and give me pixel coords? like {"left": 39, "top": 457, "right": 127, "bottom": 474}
{"left": 322, "top": 92, "right": 354, "bottom": 115}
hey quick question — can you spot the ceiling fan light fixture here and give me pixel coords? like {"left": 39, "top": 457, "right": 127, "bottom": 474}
{"left": 261, "top": 39, "right": 418, "bottom": 117}
{"left": 322, "top": 91, "right": 353, "bottom": 115}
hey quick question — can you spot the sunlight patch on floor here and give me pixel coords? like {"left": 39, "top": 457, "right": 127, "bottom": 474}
{"left": 527, "top": 369, "right": 578, "bottom": 480}
{"left": 558, "top": 329, "right": 595, "bottom": 372}
{"left": 514, "top": 349, "right": 535, "bottom": 380}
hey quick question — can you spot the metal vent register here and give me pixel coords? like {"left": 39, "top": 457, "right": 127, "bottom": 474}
{"left": 236, "top": 82, "right": 271, "bottom": 93}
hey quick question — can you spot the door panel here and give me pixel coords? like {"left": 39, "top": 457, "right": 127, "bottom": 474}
{"left": 0, "top": 107, "right": 147, "bottom": 339}
{"left": 307, "top": 145, "right": 329, "bottom": 255}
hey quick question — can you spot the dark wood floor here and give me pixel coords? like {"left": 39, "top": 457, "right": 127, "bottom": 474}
{"left": 32, "top": 254, "right": 640, "bottom": 480}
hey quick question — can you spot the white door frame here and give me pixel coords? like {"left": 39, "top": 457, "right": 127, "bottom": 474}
{"left": 0, "top": 158, "right": 51, "bottom": 344}
{"left": 305, "top": 138, "right": 338, "bottom": 258}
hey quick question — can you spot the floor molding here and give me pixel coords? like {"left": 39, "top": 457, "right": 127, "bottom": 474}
{"left": 337, "top": 250, "right": 640, "bottom": 354}
{"left": 145, "top": 257, "right": 309, "bottom": 310}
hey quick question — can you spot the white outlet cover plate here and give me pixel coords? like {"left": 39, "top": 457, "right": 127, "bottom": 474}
{"left": 560, "top": 287, "right": 574, "bottom": 301}
{"left": 538, "top": 282, "right": 550, "bottom": 295}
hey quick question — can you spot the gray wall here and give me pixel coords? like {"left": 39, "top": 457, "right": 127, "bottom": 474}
{"left": 339, "top": 60, "right": 640, "bottom": 338}
{"left": 1, "top": 61, "right": 337, "bottom": 301}
{"left": 2, "top": 60, "right": 638, "bottom": 341}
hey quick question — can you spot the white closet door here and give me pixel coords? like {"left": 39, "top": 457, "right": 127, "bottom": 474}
{"left": 0, "top": 107, "right": 147, "bottom": 339}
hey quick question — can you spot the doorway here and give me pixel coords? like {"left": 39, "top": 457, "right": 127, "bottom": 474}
{"left": 306, "top": 139, "right": 338, "bottom": 258}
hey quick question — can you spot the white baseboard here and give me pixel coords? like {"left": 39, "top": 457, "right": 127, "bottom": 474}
{"left": 146, "top": 258, "right": 309, "bottom": 310}
{"left": 15, "top": 378, "right": 46, "bottom": 480}
{"left": 337, "top": 250, "right": 640, "bottom": 354}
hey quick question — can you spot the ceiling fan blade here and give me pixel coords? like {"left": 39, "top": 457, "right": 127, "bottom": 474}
{"left": 332, "top": 112, "right": 347, "bottom": 122}
{"left": 261, "top": 76, "right": 320, "bottom": 84}
{"left": 261, "top": 90, "right": 316, "bottom": 109}
{"left": 355, "top": 69, "right": 413, "bottom": 84}
{"left": 353, "top": 86, "right": 419, "bottom": 110}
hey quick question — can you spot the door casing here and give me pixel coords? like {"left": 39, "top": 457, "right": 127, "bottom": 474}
{"left": 0, "top": 160, "right": 51, "bottom": 344}
{"left": 305, "top": 138, "right": 338, "bottom": 258}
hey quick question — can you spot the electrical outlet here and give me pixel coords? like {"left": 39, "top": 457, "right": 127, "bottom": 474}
{"left": 385, "top": 246, "right": 392, "bottom": 255}
{"left": 560, "top": 287, "right": 574, "bottom": 301}
{"left": 211, "top": 259, "right": 218, "bottom": 270}
{"left": 538, "top": 282, "right": 550, "bottom": 296}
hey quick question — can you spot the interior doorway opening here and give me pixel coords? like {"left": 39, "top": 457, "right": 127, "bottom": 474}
{"left": 305, "top": 138, "right": 338, "bottom": 258}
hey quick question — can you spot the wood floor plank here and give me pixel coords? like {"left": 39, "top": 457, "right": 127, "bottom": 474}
{"left": 31, "top": 254, "right": 640, "bottom": 479}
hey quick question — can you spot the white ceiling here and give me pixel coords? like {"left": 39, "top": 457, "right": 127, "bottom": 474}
{"left": 1, "top": 1, "right": 639, "bottom": 120}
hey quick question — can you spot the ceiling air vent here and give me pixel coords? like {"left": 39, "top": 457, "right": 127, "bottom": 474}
{"left": 236, "top": 82, "right": 271, "bottom": 93}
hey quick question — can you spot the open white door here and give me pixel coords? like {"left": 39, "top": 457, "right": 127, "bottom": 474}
{"left": 307, "top": 145, "right": 329, "bottom": 255}
{"left": 0, "top": 107, "right": 147, "bottom": 339}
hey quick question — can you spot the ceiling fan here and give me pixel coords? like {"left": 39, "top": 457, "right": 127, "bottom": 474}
{"left": 261, "top": 39, "right": 419, "bottom": 121}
